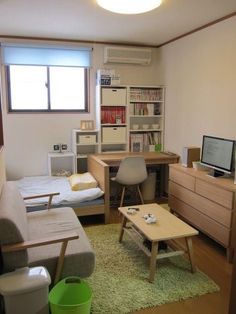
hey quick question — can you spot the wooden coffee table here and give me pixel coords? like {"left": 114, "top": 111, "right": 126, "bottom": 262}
{"left": 118, "top": 203, "right": 199, "bottom": 283}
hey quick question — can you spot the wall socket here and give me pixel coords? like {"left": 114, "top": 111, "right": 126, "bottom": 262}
{"left": 53, "top": 144, "right": 67, "bottom": 153}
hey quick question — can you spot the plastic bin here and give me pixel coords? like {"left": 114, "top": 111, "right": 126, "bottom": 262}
{"left": 0, "top": 266, "right": 51, "bottom": 314}
{"left": 49, "top": 277, "right": 92, "bottom": 314}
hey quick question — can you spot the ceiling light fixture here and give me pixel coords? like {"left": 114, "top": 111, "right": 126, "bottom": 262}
{"left": 97, "top": 0, "right": 162, "bottom": 15}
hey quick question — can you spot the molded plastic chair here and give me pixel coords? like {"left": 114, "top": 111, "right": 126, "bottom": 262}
{"left": 111, "top": 156, "right": 148, "bottom": 207}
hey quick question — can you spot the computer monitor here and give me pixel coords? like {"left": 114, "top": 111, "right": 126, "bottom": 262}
{"left": 200, "top": 135, "right": 235, "bottom": 177}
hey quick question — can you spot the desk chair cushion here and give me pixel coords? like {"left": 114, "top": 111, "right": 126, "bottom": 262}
{"left": 0, "top": 182, "right": 28, "bottom": 271}
{"left": 27, "top": 208, "right": 95, "bottom": 279}
{"left": 113, "top": 157, "right": 148, "bottom": 186}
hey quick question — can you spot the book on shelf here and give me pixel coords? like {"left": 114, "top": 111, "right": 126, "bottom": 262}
{"left": 130, "top": 134, "right": 144, "bottom": 152}
{"left": 101, "top": 106, "right": 126, "bottom": 124}
{"left": 130, "top": 132, "right": 161, "bottom": 152}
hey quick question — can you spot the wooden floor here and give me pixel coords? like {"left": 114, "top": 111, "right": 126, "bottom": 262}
{"left": 81, "top": 205, "right": 233, "bottom": 314}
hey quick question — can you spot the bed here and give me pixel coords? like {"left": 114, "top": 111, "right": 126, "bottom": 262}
{"left": 13, "top": 154, "right": 110, "bottom": 223}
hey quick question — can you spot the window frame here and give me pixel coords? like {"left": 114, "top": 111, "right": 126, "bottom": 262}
{"left": 6, "top": 65, "right": 90, "bottom": 113}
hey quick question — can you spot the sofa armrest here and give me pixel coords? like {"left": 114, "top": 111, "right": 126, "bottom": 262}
{"left": 2, "top": 231, "right": 79, "bottom": 284}
{"left": 23, "top": 192, "right": 60, "bottom": 209}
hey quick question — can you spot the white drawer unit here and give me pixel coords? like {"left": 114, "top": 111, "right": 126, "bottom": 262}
{"left": 101, "top": 87, "right": 127, "bottom": 106}
{"left": 79, "top": 135, "right": 97, "bottom": 144}
{"left": 102, "top": 126, "right": 126, "bottom": 143}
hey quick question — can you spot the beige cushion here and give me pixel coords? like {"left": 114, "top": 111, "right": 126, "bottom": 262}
{"left": 27, "top": 207, "right": 95, "bottom": 279}
{"left": 68, "top": 172, "right": 98, "bottom": 191}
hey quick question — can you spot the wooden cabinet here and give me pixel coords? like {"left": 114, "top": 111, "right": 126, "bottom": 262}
{"left": 168, "top": 163, "right": 236, "bottom": 261}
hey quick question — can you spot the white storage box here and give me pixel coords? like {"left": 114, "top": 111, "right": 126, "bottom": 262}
{"left": 102, "top": 88, "right": 126, "bottom": 106}
{"left": 0, "top": 267, "right": 51, "bottom": 314}
{"left": 102, "top": 127, "right": 126, "bottom": 143}
{"left": 79, "top": 135, "right": 96, "bottom": 144}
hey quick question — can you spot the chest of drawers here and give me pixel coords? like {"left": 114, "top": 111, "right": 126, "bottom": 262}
{"left": 168, "top": 164, "right": 236, "bottom": 262}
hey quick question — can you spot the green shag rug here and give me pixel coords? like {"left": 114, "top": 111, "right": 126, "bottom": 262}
{"left": 85, "top": 224, "right": 219, "bottom": 314}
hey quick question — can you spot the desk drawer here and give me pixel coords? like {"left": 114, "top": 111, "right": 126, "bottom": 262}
{"left": 169, "top": 195, "right": 230, "bottom": 246}
{"left": 169, "top": 168, "right": 195, "bottom": 191}
{"left": 195, "top": 179, "right": 233, "bottom": 209}
{"left": 169, "top": 181, "right": 232, "bottom": 227}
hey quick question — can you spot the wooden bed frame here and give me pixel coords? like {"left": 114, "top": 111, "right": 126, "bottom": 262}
{"left": 0, "top": 149, "right": 111, "bottom": 224}
{"left": 67, "top": 154, "right": 110, "bottom": 223}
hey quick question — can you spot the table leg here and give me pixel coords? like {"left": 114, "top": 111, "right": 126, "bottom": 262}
{"left": 185, "top": 237, "right": 196, "bottom": 273}
{"left": 119, "top": 215, "right": 127, "bottom": 243}
{"left": 149, "top": 241, "right": 158, "bottom": 283}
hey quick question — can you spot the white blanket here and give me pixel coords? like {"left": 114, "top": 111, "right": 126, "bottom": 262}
{"left": 14, "top": 176, "right": 104, "bottom": 206}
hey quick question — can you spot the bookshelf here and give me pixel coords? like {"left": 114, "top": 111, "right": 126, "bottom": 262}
{"left": 95, "top": 84, "right": 165, "bottom": 154}
{"left": 128, "top": 86, "right": 165, "bottom": 152}
{"left": 96, "top": 85, "right": 128, "bottom": 153}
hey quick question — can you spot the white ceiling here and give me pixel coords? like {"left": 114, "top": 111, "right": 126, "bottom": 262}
{"left": 0, "top": 0, "right": 235, "bottom": 46}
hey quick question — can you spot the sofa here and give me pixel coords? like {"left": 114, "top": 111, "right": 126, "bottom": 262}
{"left": 0, "top": 181, "right": 95, "bottom": 283}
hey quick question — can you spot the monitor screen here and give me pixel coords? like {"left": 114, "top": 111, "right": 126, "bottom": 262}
{"left": 201, "top": 135, "right": 235, "bottom": 176}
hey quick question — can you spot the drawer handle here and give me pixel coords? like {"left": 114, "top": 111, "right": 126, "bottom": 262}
{"left": 113, "top": 128, "right": 117, "bottom": 130}
{"left": 112, "top": 89, "right": 117, "bottom": 92}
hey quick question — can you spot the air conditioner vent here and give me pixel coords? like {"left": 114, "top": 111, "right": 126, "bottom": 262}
{"left": 104, "top": 46, "right": 151, "bottom": 65}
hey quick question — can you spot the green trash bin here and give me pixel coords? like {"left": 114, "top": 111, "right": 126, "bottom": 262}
{"left": 49, "top": 277, "right": 92, "bottom": 314}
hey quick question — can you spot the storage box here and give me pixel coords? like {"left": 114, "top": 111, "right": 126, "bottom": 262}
{"left": 102, "top": 88, "right": 126, "bottom": 106}
{"left": 79, "top": 135, "right": 96, "bottom": 144}
{"left": 102, "top": 127, "right": 126, "bottom": 143}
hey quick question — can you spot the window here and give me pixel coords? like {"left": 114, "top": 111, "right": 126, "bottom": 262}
{"left": 7, "top": 65, "right": 89, "bottom": 112}
{"left": 1, "top": 43, "right": 92, "bottom": 112}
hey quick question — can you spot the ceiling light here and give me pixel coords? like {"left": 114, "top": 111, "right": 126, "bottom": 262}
{"left": 97, "top": 0, "right": 162, "bottom": 15}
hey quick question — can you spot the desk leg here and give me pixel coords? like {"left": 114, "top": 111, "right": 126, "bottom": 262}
{"left": 119, "top": 216, "right": 127, "bottom": 243}
{"left": 185, "top": 237, "right": 196, "bottom": 273}
{"left": 149, "top": 241, "right": 158, "bottom": 283}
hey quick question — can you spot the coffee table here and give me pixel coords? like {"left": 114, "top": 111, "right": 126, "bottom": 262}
{"left": 118, "top": 203, "right": 199, "bottom": 283}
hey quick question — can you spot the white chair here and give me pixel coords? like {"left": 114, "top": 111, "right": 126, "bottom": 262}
{"left": 111, "top": 156, "right": 148, "bottom": 207}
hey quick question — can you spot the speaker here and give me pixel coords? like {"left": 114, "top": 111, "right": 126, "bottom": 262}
{"left": 182, "top": 146, "right": 201, "bottom": 168}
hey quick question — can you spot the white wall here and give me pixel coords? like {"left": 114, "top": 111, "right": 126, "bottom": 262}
{"left": 157, "top": 17, "right": 236, "bottom": 159}
{"left": 3, "top": 17, "right": 236, "bottom": 179}
{"left": 1, "top": 45, "right": 160, "bottom": 179}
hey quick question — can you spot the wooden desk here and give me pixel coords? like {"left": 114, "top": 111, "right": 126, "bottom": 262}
{"left": 93, "top": 152, "right": 179, "bottom": 167}
{"left": 94, "top": 152, "right": 179, "bottom": 196}
{"left": 169, "top": 163, "right": 236, "bottom": 262}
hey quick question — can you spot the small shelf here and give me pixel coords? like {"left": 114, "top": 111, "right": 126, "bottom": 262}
{"left": 130, "top": 129, "right": 162, "bottom": 132}
{"left": 76, "top": 143, "right": 99, "bottom": 146}
{"left": 129, "top": 100, "right": 164, "bottom": 103}
{"left": 129, "top": 115, "right": 163, "bottom": 118}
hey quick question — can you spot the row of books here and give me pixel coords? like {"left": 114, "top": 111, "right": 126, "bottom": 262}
{"left": 130, "top": 89, "right": 163, "bottom": 102}
{"left": 129, "top": 103, "right": 161, "bottom": 116}
{"left": 130, "top": 132, "right": 161, "bottom": 152}
{"left": 101, "top": 107, "right": 126, "bottom": 124}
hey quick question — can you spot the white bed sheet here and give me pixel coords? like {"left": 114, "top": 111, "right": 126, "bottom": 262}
{"left": 14, "top": 176, "right": 104, "bottom": 206}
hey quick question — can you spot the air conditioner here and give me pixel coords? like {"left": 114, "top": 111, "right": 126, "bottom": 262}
{"left": 104, "top": 46, "right": 151, "bottom": 65}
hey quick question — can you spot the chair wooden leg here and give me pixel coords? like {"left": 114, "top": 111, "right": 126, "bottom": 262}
{"left": 120, "top": 186, "right": 126, "bottom": 207}
{"left": 137, "top": 185, "right": 144, "bottom": 204}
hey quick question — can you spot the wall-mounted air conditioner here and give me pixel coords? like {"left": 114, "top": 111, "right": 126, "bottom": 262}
{"left": 104, "top": 46, "right": 151, "bottom": 65}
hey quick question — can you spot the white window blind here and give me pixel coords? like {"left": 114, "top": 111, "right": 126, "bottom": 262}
{"left": 1, "top": 44, "right": 92, "bottom": 67}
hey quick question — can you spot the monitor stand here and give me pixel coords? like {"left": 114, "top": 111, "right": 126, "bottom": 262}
{"left": 207, "top": 169, "right": 225, "bottom": 178}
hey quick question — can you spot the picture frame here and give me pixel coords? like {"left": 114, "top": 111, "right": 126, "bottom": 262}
{"left": 80, "top": 120, "right": 94, "bottom": 130}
